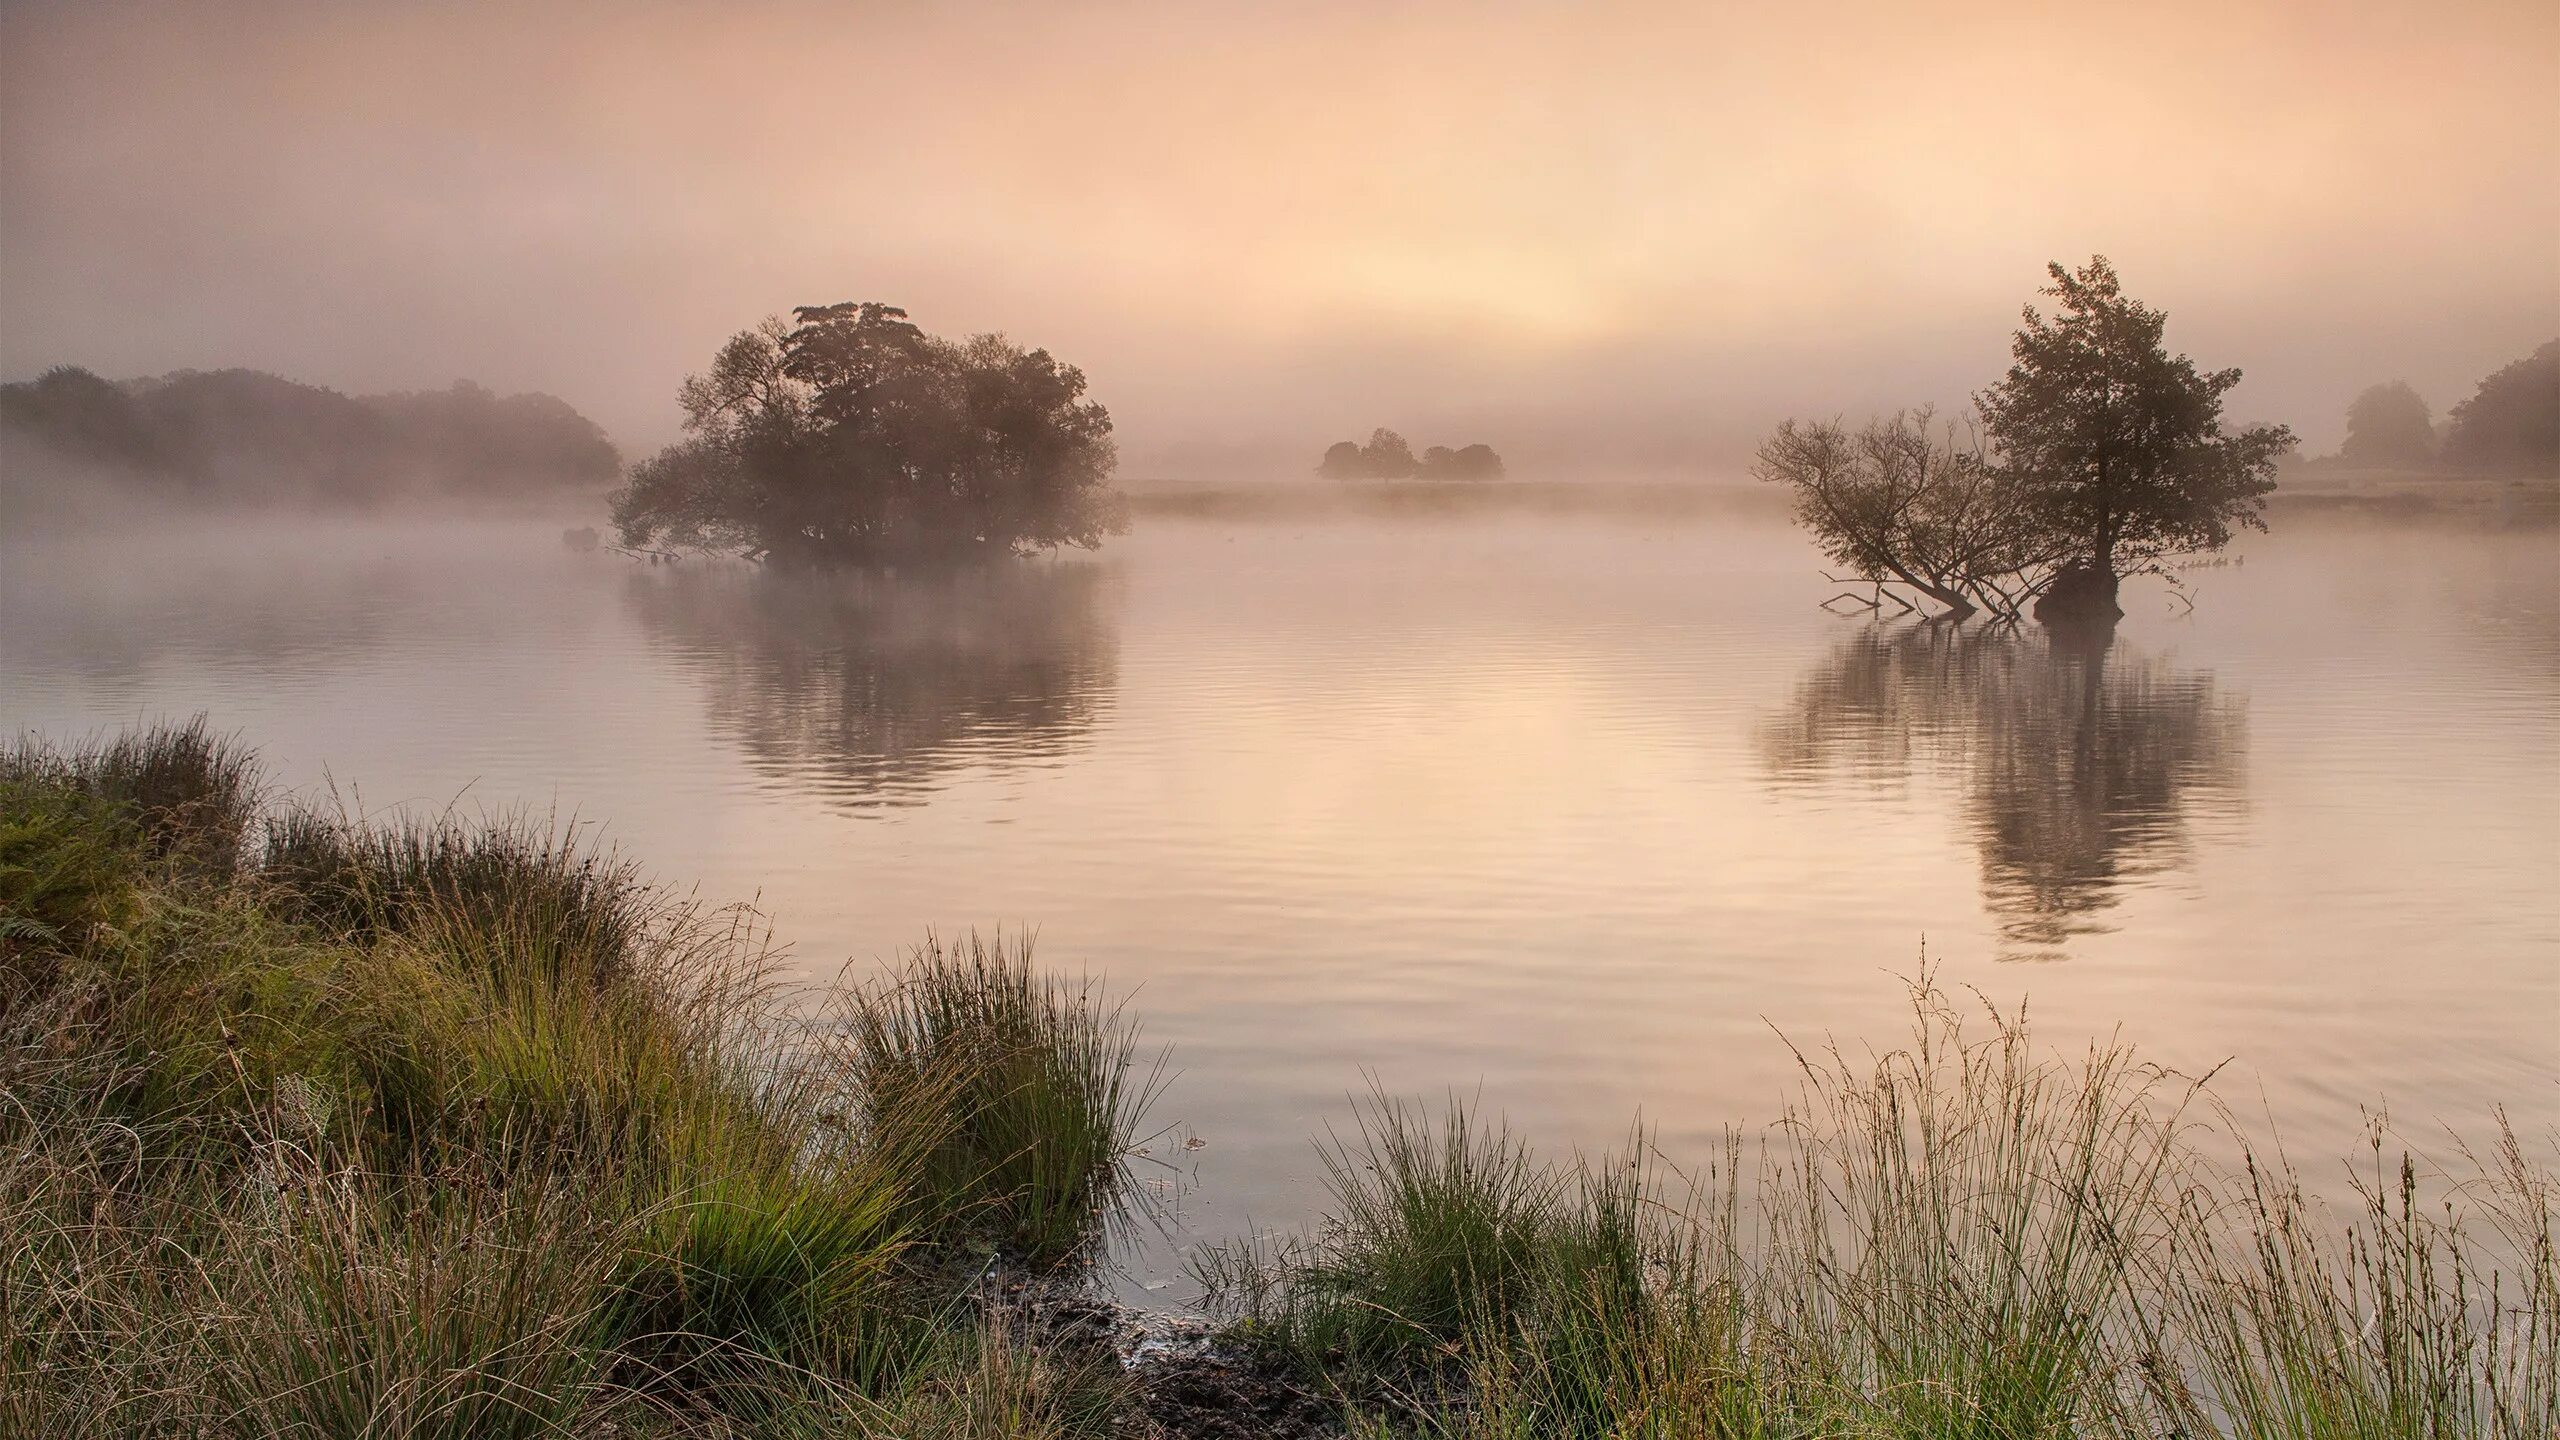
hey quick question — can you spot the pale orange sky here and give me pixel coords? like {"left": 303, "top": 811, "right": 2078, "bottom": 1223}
{"left": 4, "top": 0, "right": 2554, "bottom": 471}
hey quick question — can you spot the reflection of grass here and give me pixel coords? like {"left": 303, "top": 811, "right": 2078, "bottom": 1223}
{"left": 1, "top": 724, "right": 1151, "bottom": 1438}
{"left": 1204, "top": 977, "right": 2558, "bottom": 1438}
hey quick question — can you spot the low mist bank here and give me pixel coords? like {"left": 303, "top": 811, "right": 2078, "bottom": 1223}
{"left": 1124, "top": 475, "right": 1787, "bottom": 523}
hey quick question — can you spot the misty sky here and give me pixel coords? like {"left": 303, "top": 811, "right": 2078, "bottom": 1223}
{"left": 4, "top": 0, "right": 2554, "bottom": 474}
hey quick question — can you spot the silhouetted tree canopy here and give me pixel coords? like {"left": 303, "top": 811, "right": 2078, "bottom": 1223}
{"left": 611, "top": 304, "right": 1125, "bottom": 565}
{"left": 1317, "top": 440, "right": 1366, "bottom": 479}
{"left": 1977, "top": 257, "right": 2294, "bottom": 584}
{"left": 1315, "top": 430, "right": 1502, "bottom": 479}
{"left": 1361, "top": 427, "right": 1416, "bottom": 479}
{"left": 364, "top": 381, "right": 624, "bottom": 496}
{"left": 1418, "top": 442, "right": 1505, "bottom": 479}
{"left": 2441, "top": 339, "right": 2560, "bottom": 476}
{"left": 2337, "top": 381, "right": 2435, "bottom": 469}
{"left": 0, "top": 367, "right": 169, "bottom": 475}
{"left": 0, "top": 364, "right": 619, "bottom": 506}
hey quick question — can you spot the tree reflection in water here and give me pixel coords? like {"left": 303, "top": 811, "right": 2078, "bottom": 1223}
{"left": 1762, "top": 623, "right": 2245, "bottom": 956}
{"left": 625, "top": 561, "right": 1119, "bottom": 809}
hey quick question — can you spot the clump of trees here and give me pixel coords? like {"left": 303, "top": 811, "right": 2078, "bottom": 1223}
{"left": 2311, "top": 341, "right": 2558, "bottom": 477}
{"left": 610, "top": 303, "right": 1125, "bottom": 566}
{"left": 1317, "top": 428, "right": 1503, "bottom": 480}
{"left": 0, "top": 365, "right": 620, "bottom": 504}
{"left": 1758, "top": 257, "right": 2294, "bottom": 625}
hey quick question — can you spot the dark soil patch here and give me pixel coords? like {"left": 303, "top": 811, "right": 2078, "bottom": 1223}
{"left": 1127, "top": 1350, "right": 1344, "bottom": 1440}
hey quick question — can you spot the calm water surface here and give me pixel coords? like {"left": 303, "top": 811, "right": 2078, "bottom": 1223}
{"left": 6, "top": 500, "right": 2555, "bottom": 1297}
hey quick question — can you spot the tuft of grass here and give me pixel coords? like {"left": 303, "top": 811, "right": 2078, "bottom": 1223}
{"left": 197, "top": 1159, "right": 633, "bottom": 1440}
{"left": 1750, "top": 979, "right": 2194, "bottom": 1438}
{"left": 833, "top": 932, "right": 1160, "bottom": 1268}
{"left": 2146, "top": 1114, "right": 2560, "bottom": 1440}
{"left": 0, "top": 773, "right": 137, "bottom": 966}
{"left": 1200, "top": 1090, "right": 1570, "bottom": 1379}
{"left": 722, "top": 1309, "right": 1129, "bottom": 1440}
{"left": 2, "top": 716, "right": 261, "bottom": 870}
{"left": 262, "top": 803, "right": 647, "bottom": 985}
{"left": 608, "top": 1154, "right": 919, "bottom": 1391}
{"left": 2, "top": 717, "right": 259, "bottom": 976}
{"left": 0, "top": 1112, "right": 206, "bottom": 1437}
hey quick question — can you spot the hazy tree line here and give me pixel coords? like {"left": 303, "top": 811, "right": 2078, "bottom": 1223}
{"left": 1757, "top": 257, "right": 2294, "bottom": 626}
{"left": 610, "top": 304, "right": 1125, "bottom": 565}
{"left": 0, "top": 365, "right": 621, "bottom": 506}
{"left": 1317, "top": 428, "right": 1504, "bottom": 480}
{"left": 2322, "top": 340, "right": 2560, "bottom": 475}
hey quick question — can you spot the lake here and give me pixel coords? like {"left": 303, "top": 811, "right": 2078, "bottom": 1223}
{"left": 5, "top": 494, "right": 2555, "bottom": 1300}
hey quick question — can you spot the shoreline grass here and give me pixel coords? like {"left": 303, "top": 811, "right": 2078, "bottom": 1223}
{"left": 2, "top": 721, "right": 1153, "bottom": 1437}
{"left": 1198, "top": 980, "right": 2558, "bottom": 1438}
{"left": 4, "top": 721, "right": 2553, "bottom": 1438}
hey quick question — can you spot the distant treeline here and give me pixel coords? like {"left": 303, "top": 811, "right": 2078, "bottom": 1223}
{"left": 1318, "top": 427, "right": 1504, "bottom": 480}
{"left": 2310, "top": 339, "right": 2559, "bottom": 475}
{"left": 0, "top": 365, "right": 620, "bottom": 506}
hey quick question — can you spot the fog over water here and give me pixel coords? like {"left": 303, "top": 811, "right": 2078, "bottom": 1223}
{"left": 7, "top": 504, "right": 2553, "bottom": 1293}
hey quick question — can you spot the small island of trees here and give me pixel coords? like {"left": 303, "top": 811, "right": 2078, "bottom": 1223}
{"left": 1756, "top": 256, "right": 2295, "bottom": 627}
{"left": 1317, "top": 428, "right": 1504, "bottom": 480}
{"left": 609, "top": 303, "right": 1125, "bottom": 566}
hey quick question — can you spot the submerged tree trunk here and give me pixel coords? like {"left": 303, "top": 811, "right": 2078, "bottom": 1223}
{"left": 2034, "top": 562, "right": 2122, "bottom": 629}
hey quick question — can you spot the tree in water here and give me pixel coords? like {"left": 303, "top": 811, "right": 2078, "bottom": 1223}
{"left": 2337, "top": 380, "right": 2436, "bottom": 470}
{"left": 1758, "top": 259, "right": 2288, "bottom": 627}
{"left": 2441, "top": 339, "right": 2560, "bottom": 476}
{"left": 611, "top": 304, "right": 1124, "bottom": 565}
{"left": 1976, "top": 257, "right": 2294, "bottom": 622}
